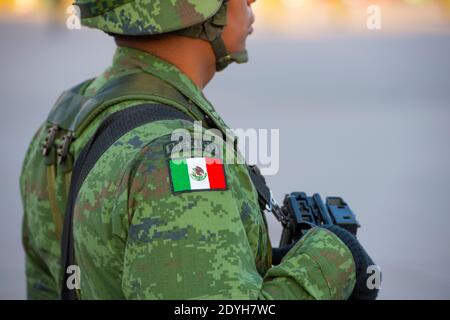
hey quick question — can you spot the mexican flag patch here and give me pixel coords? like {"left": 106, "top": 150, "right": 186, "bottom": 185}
{"left": 169, "top": 157, "right": 227, "bottom": 192}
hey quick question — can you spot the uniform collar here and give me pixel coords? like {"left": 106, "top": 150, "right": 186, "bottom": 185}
{"left": 112, "top": 46, "right": 230, "bottom": 133}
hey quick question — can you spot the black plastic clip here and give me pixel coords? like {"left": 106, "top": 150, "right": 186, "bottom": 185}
{"left": 42, "top": 125, "right": 59, "bottom": 157}
{"left": 57, "top": 132, "right": 74, "bottom": 165}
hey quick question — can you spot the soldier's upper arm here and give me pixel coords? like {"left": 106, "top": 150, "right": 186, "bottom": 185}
{"left": 118, "top": 128, "right": 265, "bottom": 299}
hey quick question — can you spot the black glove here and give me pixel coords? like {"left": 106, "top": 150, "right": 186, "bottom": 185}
{"left": 321, "top": 225, "right": 380, "bottom": 300}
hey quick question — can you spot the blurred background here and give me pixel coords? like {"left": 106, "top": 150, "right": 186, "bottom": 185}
{"left": 1, "top": 0, "right": 450, "bottom": 299}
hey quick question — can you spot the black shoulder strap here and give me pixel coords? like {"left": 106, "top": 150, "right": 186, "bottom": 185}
{"left": 61, "top": 104, "right": 193, "bottom": 300}
{"left": 60, "top": 104, "right": 277, "bottom": 300}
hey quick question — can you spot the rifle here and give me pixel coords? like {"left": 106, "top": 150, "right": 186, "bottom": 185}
{"left": 278, "top": 192, "right": 360, "bottom": 247}
{"left": 246, "top": 165, "right": 360, "bottom": 261}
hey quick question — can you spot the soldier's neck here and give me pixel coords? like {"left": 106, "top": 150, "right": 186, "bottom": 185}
{"left": 115, "top": 35, "right": 217, "bottom": 90}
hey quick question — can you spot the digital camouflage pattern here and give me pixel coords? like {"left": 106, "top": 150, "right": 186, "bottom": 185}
{"left": 75, "top": 0, "right": 224, "bottom": 35}
{"left": 20, "top": 46, "right": 356, "bottom": 299}
{"left": 75, "top": 0, "right": 248, "bottom": 72}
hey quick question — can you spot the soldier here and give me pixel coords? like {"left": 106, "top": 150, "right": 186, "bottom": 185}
{"left": 20, "top": 0, "right": 378, "bottom": 299}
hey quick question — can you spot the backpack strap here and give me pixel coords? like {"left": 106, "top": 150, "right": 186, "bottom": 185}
{"left": 46, "top": 72, "right": 206, "bottom": 135}
{"left": 61, "top": 104, "right": 194, "bottom": 300}
{"left": 46, "top": 78, "right": 95, "bottom": 131}
{"left": 69, "top": 72, "right": 207, "bottom": 137}
{"left": 43, "top": 72, "right": 211, "bottom": 171}
{"left": 61, "top": 103, "right": 279, "bottom": 300}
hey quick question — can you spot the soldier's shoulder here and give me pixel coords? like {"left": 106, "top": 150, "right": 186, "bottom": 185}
{"left": 81, "top": 116, "right": 197, "bottom": 186}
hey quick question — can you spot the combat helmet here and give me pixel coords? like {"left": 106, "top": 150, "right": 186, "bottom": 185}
{"left": 74, "top": 0, "right": 248, "bottom": 71}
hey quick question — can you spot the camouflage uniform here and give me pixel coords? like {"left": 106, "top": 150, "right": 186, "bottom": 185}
{"left": 20, "top": 1, "right": 356, "bottom": 300}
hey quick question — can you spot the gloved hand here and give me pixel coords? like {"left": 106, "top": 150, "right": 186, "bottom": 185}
{"left": 321, "top": 225, "right": 380, "bottom": 300}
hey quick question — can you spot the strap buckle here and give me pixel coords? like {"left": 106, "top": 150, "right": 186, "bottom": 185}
{"left": 266, "top": 191, "right": 290, "bottom": 227}
{"left": 57, "top": 132, "right": 74, "bottom": 165}
{"left": 265, "top": 190, "right": 276, "bottom": 212}
{"left": 42, "top": 125, "right": 59, "bottom": 156}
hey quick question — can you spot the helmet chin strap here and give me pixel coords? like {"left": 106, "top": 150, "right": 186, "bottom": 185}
{"left": 210, "top": 36, "right": 248, "bottom": 72}
{"left": 177, "top": 1, "right": 249, "bottom": 72}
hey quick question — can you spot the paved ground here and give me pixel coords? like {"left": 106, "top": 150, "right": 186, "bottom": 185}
{"left": 1, "top": 21, "right": 450, "bottom": 299}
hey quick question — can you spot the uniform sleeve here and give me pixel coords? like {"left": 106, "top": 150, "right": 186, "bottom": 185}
{"left": 260, "top": 228, "right": 356, "bottom": 300}
{"left": 22, "top": 217, "right": 59, "bottom": 300}
{"left": 20, "top": 128, "right": 60, "bottom": 300}
{"left": 118, "top": 133, "right": 356, "bottom": 300}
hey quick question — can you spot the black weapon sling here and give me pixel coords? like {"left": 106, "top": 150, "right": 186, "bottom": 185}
{"left": 61, "top": 103, "right": 279, "bottom": 300}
